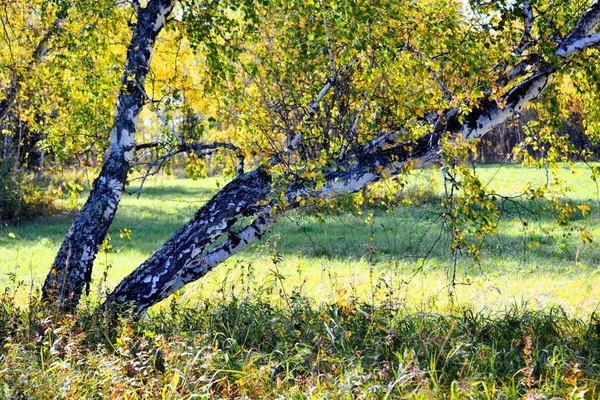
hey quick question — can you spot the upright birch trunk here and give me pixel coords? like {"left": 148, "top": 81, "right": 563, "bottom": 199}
{"left": 42, "top": 0, "right": 174, "bottom": 311}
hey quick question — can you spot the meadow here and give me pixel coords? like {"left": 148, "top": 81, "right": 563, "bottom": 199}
{"left": 2, "top": 163, "right": 600, "bottom": 398}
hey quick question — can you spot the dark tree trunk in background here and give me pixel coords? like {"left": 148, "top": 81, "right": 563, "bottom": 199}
{"left": 42, "top": 0, "right": 174, "bottom": 312}
{"left": 0, "top": 17, "right": 64, "bottom": 168}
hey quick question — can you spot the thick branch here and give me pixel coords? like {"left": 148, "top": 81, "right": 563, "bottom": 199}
{"left": 495, "top": 54, "right": 540, "bottom": 88}
{"left": 107, "top": 210, "right": 273, "bottom": 315}
{"left": 462, "top": 68, "right": 552, "bottom": 139}
{"left": 104, "top": 169, "right": 271, "bottom": 313}
{"left": 562, "top": 1, "right": 600, "bottom": 44}
{"left": 556, "top": 30, "right": 600, "bottom": 58}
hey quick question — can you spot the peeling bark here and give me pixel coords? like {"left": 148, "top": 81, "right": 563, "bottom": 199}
{"left": 462, "top": 69, "right": 553, "bottom": 139}
{"left": 561, "top": 0, "right": 600, "bottom": 44}
{"left": 556, "top": 31, "right": 600, "bottom": 58}
{"left": 42, "top": 0, "right": 174, "bottom": 312}
{"left": 104, "top": 169, "right": 271, "bottom": 314}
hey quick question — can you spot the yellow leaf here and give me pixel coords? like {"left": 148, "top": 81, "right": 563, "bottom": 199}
{"left": 578, "top": 204, "right": 591, "bottom": 215}
{"left": 170, "top": 369, "right": 180, "bottom": 389}
{"left": 8, "top": 232, "right": 15, "bottom": 239}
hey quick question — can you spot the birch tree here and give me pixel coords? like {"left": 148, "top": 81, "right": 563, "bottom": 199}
{"left": 39, "top": 0, "right": 600, "bottom": 313}
{"left": 42, "top": 0, "right": 175, "bottom": 311}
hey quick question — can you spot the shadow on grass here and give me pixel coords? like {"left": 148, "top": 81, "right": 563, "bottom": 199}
{"left": 3, "top": 185, "right": 600, "bottom": 275}
{"left": 264, "top": 197, "right": 600, "bottom": 274}
{"left": 128, "top": 183, "right": 215, "bottom": 200}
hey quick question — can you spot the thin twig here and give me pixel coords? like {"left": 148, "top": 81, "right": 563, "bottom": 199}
{"left": 130, "top": 139, "right": 246, "bottom": 198}
{"left": 338, "top": 95, "right": 369, "bottom": 161}
{"left": 406, "top": 48, "right": 451, "bottom": 102}
{"left": 320, "top": 0, "right": 336, "bottom": 81}
{"left": 514, "top": 2, "right": 535, "bottom": 56}
{"left": 289, "top": 57, "right": 361, "bottom": 150}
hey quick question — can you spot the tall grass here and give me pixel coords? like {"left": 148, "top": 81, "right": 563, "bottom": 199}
{"left": 0, "top": 275, "right": 598, "bottom": 399}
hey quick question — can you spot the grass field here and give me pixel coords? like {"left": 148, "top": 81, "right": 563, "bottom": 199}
{"left": 3, "top": 163, "right": 600, "bottom": 398}
{"left": 2, "top": 163, "right": 600, "bottom": 314}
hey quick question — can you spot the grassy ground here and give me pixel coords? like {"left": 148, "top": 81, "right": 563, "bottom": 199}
{"left": 2, "top": 163, "right": 600, "bottom": 314}
{"left": 2, "top": 290, "right": 600, "bottom": 398}
{"left": 2, "top": 163, "right": 600, "bottom": 398}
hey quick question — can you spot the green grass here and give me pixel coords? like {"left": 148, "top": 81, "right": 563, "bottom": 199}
{"left": 3, "top": 162, "right": 600, "bottom": 397}
{"left": 3, "top": 163, "right": 600, "bottom": 314}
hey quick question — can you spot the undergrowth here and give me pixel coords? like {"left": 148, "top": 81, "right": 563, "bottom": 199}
{"left": 0, "top": 162, "right": 53, "bottom": 223}
{"left": 1, "top": 283, "right": 599, "bottom": 399}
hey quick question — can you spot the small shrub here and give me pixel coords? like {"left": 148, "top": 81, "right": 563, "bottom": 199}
{"left": 0, "top": 161, "right": 53, "bottom": 223}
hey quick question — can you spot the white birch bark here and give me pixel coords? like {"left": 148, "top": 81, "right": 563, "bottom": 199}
{"left": 42, "top": 0, "right": 174, "bottom": 312}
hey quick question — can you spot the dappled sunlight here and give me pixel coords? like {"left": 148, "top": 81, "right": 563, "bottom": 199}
{"left": 4, "top": 0, "right": 600, "bottom": 395}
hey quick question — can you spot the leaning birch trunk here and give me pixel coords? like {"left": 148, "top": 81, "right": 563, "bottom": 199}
{"left": 105, "top": 169, "right": 272, "bottom": 314}
{"left": 42, "top": 0, "right": 174, "bottom": 312}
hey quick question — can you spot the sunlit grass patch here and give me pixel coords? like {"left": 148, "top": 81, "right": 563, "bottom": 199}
{"left": 1, "top": 163, "right": 600, "bottom": 315}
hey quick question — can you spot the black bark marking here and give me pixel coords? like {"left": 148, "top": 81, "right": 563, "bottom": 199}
{"left": 228, "top": 232, "right": 242, "bottom": 248}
